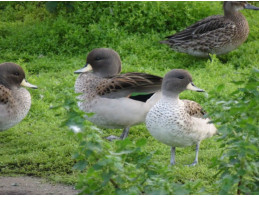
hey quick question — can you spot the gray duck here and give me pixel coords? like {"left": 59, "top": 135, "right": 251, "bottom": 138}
{"left": 146, "top": 69, "right": 217, "bottom": 166}
{"left": 160, "top": 2, "right": 259, "bottom": 58}
{"left": 0, "top": 62, "right": 37, "bottom": 131}
{"left": 74, "top": 48, "right": 162, "bottom": 140}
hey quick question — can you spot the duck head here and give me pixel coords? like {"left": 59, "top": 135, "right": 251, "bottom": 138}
{"left": 74, "top": 48, "right": 122, "bottom": 78}
{"left": 224, "top": 1, "right": 259, "bottom": 15}
{"left": 162, "top": 69, "right": 204, "bottom": 96}
{"left": 0, "top": 62, "right": 37, "bottom": 90}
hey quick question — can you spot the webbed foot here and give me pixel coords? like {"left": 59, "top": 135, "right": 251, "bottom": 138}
{"left": 105, "top": 135, "right": 120, "bottom": 141}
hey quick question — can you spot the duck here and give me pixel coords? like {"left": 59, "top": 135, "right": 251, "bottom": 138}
{"left": 74, "top": 48, "right": 162, "bottom": 140}
{"left": 146, "top": 69, "right": 217, "bottom": 166}
{"left": 160, "top": 1, "right": 259, "bottom": 58}
{"left": 0, "top": 62, "right": 37, "bottom": 131}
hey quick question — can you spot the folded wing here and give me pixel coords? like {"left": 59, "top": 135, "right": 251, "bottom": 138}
{"left": 97, "top": 73, "right": 163, "bottom": 99}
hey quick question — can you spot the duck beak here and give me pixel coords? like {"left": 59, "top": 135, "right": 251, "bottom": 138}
{"left": 244, "top": 3, "right": 259, "bottom": 10}
{"left": 21, "top": 79, "right": 38, "bottom": 89}
{"left": 74, "top": 64, "right": 93, "bottom": 74}
{"left": 186, "top": 82, "right": 205, "bottom": 92}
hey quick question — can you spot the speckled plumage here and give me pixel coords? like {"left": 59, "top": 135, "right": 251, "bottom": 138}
{"left": 0, "top": 63, "right": 37, "bottom": 131}
{"left": 146, "top": 96, "right": 216, "bottom": 148}
{"left": 146, "top": 69, "right": 217, "bottom": 166}
{"left": 75, "top": 48, "right": 162, "bottom": 139}
{"left": 161, "top": 2, "right": 259, "bottom": 57}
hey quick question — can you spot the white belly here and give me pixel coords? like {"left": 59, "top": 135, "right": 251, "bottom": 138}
{"left": 78, "top": 96, "right": 148, "bottom": 129}
{"left": 0, "top": 88, "right": 31, "bottom": 131}
{"left": 146, "top": 98, "right": 217, "bottom": 147}
{"left": 146, "top": 99, "right": 196, "bottom": 147}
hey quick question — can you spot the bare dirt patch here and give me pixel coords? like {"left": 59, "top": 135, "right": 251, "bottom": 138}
{"left": 0, "top": 176, "right": 79, "bottom": 195}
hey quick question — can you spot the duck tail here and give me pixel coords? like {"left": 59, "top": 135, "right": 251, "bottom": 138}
{"left": 208, "top": 122, "right": 217, "bottom": 136}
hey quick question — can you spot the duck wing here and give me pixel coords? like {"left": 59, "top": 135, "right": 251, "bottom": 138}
{"left": 182, "top": 99, "right": 206, "bottom": 118}
{"left": 161, "top": 15, "right": 235, "bottom": 42}
{"left": 0, "top": 85, "right": 14, "bottom": 119}
{"left": 97, "top": 73, "right": 162, "bottom": 99}
{"left": 0, "top": 85, "right": 12, "bottom": 105}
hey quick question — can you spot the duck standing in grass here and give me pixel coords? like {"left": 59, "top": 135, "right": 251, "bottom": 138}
{"left": 74, "top": 48, "right": 162, "bottom": 140}
{"left": 146, "top": 69, "right": 217, "bottom": 166}
{"left": 0, "top": 63, "right": 37, "bottom": 131}
{"left": 160, "top": 2, "right": 259, "bottom": 58}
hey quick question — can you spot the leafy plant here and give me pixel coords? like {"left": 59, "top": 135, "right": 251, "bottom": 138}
{"left": 61, "top": 94, "right": 202, "bottom": 195}
{"left": 208, "top": 69, "right": 259, "bottom": 195}
{"left": 45, "top": 2, "right": 74, "bottom": 14}
{"left": 0, "top": 1, "right": 258, "bottom": 194}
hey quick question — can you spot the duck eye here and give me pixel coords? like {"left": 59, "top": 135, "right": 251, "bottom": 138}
{"left": 14, "top": 72, "right": 20, "bottom": 76}
{"left": 177, "top": 76, "right": 184, "bottom": 79}
{"left": 95, "top": 56, "right": 102, "bottom": 61}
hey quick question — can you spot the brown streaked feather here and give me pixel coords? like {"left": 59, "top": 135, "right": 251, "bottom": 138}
{"left": 182, "top": 99, "right": 206, "bottom": 118}
{"left": 96, "top": 72, "right": 162, "bottom": 98}
{"left": 164, "top": 15, "right": 235, "bottom": 42}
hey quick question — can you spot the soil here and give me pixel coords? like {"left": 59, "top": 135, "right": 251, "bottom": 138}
{"left": 0, "top": 176, "right": 79, "bottom": 195}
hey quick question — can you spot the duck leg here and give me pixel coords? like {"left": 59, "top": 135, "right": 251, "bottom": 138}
{"left": 189, "top": 142, "right": 200, "bottom": 166}
{"left": 170, "top": 147, "right": 176, "bottom": 165}
{"left": 120, "top": 127, "right": 130, "bottom": 140}
{"left": 106, "top": 127, "right": 130, "bottom": 141}
{"left": 208, "top": 54, "right": 212, "bottom": 62}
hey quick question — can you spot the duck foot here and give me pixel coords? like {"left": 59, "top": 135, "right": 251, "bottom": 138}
{"left": 185, "top": 143, "right": 200, "bottom": 167}
{"left": 105, "top": 127, "right": 130, "bottom": 141}
{"left": 105, "top": 135, "right": 120, "bottom": 141}
{"left": 186, "top": 161, "right": 198, "bottom": 167}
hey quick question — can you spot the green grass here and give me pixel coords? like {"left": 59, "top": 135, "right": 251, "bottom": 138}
{"left": 0, "top": 1, "right": 258, "bottom": 194}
